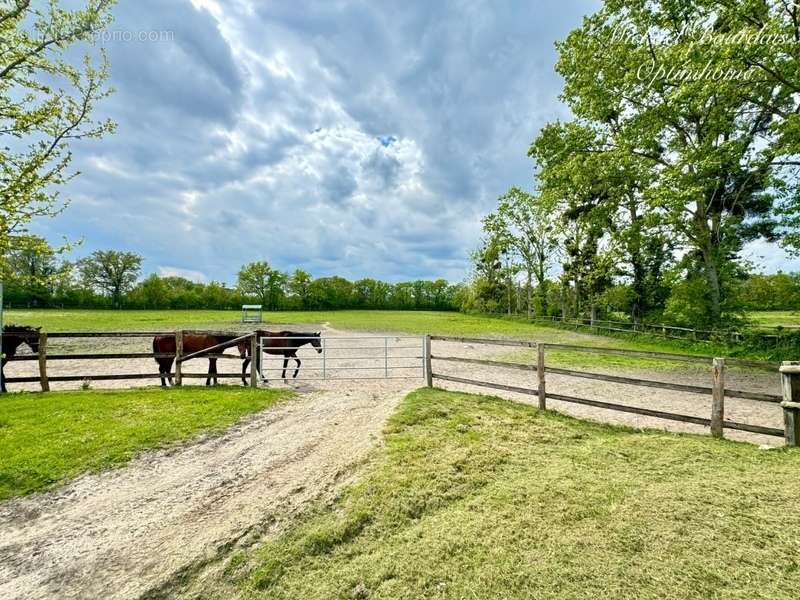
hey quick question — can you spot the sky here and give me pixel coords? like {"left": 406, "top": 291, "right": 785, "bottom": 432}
{"left": 33, "top": 0, "right": 800, "bottom": 284}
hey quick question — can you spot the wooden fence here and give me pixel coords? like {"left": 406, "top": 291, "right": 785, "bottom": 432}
{"left": 4, "top": 330, "right": 258, "bottom": 390}
{"left": 531, "top": 315, "right": 798, "bottom": 346}
{"left": 424, "top": 335, "right": 800, "bottom": 446}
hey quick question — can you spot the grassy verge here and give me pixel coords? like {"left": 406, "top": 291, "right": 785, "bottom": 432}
{"left": 748, "top": 310, "right": 800, "bottom": 327}
{"left": 227, "top": 388, "right": 800, "bottom": 599}
{"left": 0, "top": 387, "right": 291, "bottom": 500}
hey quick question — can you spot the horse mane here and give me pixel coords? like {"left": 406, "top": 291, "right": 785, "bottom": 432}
{"left": 3, "top": 324, "right": 40, "bottom": 333}
{"left": 279, "top": 331, "right": 320, "bottom": 337}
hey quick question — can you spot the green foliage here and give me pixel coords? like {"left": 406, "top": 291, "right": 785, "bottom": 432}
{"left": 517, "top": 0, "right": 800, "bottom": 330}
{"left": 739, "top": 273, "right": 800, "bottom": 312}
{"left": 482, "top": 187, "right": 561, "bottom": 317}
{"left": 0, "top": 0, "right": 116, "bottom": 266}
{"left": 0, "top": 386, "right": 291, "bottom": 499}
{"left": 77, "top": 250, "right": 143, "bottom": 307}
{"left": 237, "top": 260, "right": 288, "bottom": 310}
{"left": 229, "top": 389, "right": 800, "bottom": 599}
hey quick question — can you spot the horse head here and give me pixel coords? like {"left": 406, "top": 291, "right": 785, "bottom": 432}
{"left": 2, "top": 325, "right": 40, "bottom": 354}
{"left": 311, "top": 332, "right": 323, "bottom": 353}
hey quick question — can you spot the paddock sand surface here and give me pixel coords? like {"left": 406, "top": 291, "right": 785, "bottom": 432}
{"left": 0, "top": 326, "right": 787, "bottom": 599}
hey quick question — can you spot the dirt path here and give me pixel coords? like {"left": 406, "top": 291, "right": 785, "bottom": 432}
{"left": 0, "top": 380, "right": 414, "bottom": 600}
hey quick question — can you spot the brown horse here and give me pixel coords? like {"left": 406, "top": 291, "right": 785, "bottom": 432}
{"left": 153, "top": 333, "right": 245, "bottom": 387}
{"left": 1, "top": 325, "right": 40, "bottom": 393}
{"left": 239, "top": 331, "right": 322, "bottom": 384}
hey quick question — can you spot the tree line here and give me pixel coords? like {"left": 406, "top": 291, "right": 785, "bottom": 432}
{"left": 2, "top": 242, "right": 464, "bottom": 311}
{"left": 467, "top": 1, "right": 800, "bottom": 330}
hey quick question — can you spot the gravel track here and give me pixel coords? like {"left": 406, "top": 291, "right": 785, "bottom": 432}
{"left": 0, "top": 378, "right": 413, "bottom": 599}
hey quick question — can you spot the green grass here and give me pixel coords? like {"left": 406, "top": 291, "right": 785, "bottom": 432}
{"left": 748, "top": 311, "right": 800, "bottom": 328}
{"left": 227, "top": 388, "right": 800, "bottom": 599}
{"left": 0, "top": 386, "right": 290, "bottom": 500}
{"left": 499, "top": 346, "right": 696, "bottom": 372}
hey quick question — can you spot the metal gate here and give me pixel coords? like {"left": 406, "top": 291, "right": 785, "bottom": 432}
{"left": 257, "top": 335, "right": 425, "bottom": 381}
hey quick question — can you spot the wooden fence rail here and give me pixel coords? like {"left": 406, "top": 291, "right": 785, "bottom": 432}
{"left": 427, "top": 335, "right": 795, "bottom": 444}
{"left": 431, "top": 355, "right": 782, "bottom": 403}
{"left": 530, "top": 316, "right": 798, "bottom": 346}
{"left": 2, "top": 330, "right": 256, "bottom": 390}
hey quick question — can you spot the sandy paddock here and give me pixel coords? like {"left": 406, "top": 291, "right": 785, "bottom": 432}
{"left": 3, "top": 326, "right": 785, "bottom": 447}
{"left": 0, "top": 326, "right": 787, "bottom": 599}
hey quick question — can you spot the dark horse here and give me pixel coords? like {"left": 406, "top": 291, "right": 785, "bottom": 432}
{"left": 152, "top": 333, "right": 245, "bottom": 387}
{"left": 239, "top": 331, "right": 322, "bottom": 384}
{"left": 1, "top": 325, "right": 40, "bottom": 393}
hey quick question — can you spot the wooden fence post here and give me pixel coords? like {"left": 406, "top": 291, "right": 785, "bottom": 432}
{"left": 537, "top": 343, "right": 546, "bottom": 410}
{"left": 424, "top": 335, "right": 432, "bottom": 387}
{"left": 175, "top": 330, "right": 183, "bottom": 387}
{"left": 38, "top": 332, "right": 49, "bottom": 392}
{"left": 250, "top": 334, "right": 258, "bottom": 388}
{"left": 711, "top": 357, "right": 725, "bottom": 438}
{"left": 779, "top": 361, "right": 800, "bottom": 447}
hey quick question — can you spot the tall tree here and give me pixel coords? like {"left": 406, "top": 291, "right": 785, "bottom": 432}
{"left": 483, "top": 187, "right": 560, "bottom": 318}
{"left": 1, "top": 1, "right": 116, "bottom": 267}
{"left": 237, "top": 261, "right": 287, "bottom": 310}
{"left": 288, "top": 269, "right": 312, "bottom": 309}
{"left": 469, "top": 234, "right": 509, "bottom": 313}
{"left": 78, "top": 250, "right": 142, "bottom": 307}
{"left": 531, "top": 122, "right": 672, "bottom": 322}
{"left": 548, "top": 0, "right": 799, "bottom": 326}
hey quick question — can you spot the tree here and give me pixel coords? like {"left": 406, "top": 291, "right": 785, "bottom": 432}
{"left": 547, "top": 0, "right": 799, "bottom": 327}
{"left": 531, "top": 122, "right": 672, "bottom": 322}
{"left": 3, "top": 235, "right": 71, "bottom": 305}
{"left": 78, "top": 250, "right": 142, "bottom": 307}
{"left": 483, "top": 187, "right": 561, "bottom": 318}
{"left": 353, "top": 278, "right": 390, "bottom": 308}
{"left": 469, "top": 234, "right": 508, "bottom": 313}
{"left": 288, "top": 269, "right": 312, "bottom": 309}
{"left": 237, "top": 261, "right": 287, "bottom": 310}
{"left": 1, "top": 1, "right": 116, "bottom": 267}
{"left": 308, "top": 276, "right": 353, "bottom": 309}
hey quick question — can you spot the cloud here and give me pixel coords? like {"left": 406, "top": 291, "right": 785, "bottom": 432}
{"left": 39, "top": 0, "right": 613, "bottom": 283}
{"left": 741, "top": 240, "right": 800, "bottom": 274}
{"left": 158, "top": 266, "right": 209, "bottom": 283}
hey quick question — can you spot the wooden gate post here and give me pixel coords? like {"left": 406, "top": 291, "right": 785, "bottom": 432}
{"left": 250, "top": 334, "right": 258, "bottom": 388}
{"left": 175, "top": 330, "right": 183, "bottom": 387}
{"left": 38, "top": 331, "right": 49, "bottom": 392}
{"left": 537, "top": 343, "right": 546, "bottom": 410}
{"left": 711, "top": 357, "right": 725, "bottom": 438}
{"left": 779, "top": 361, "right": 800, "bottom": 447}
{"left": 424, "top": 335, "right": 432, "bottom": 387}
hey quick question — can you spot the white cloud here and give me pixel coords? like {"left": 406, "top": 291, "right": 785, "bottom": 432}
{"left": 158, "top": 266, "right": 209, "bottom": 283}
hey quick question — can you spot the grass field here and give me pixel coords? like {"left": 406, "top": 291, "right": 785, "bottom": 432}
{"left": 0, "top": 387, "right": 290, "bottom": 500}
{"left": 5, "top": 308, "right": 774, "bottom": 366}
{"left": 748, "top": 311, "right": 800, "bottom": 327}
{"left": 224, "top": 388, "right": 800, "bottom": 599}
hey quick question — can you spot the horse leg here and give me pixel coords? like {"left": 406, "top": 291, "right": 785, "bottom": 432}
{"left": 282, "top": 357, "right": 290, "bottom": 382}
{"left": 1, "top": 364, "right": 6, "bottom": 393}
{"left": 207, "top": 359, "right": 218, "bottom": 386}
{"left": 241, "top": 356, "right": 250, "bottom": 386}
{"left": 293, "top": 357, "right": 301, "bottom": 379}
{"left": 157, "top": 358, "right": 169, "bottom": 387}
